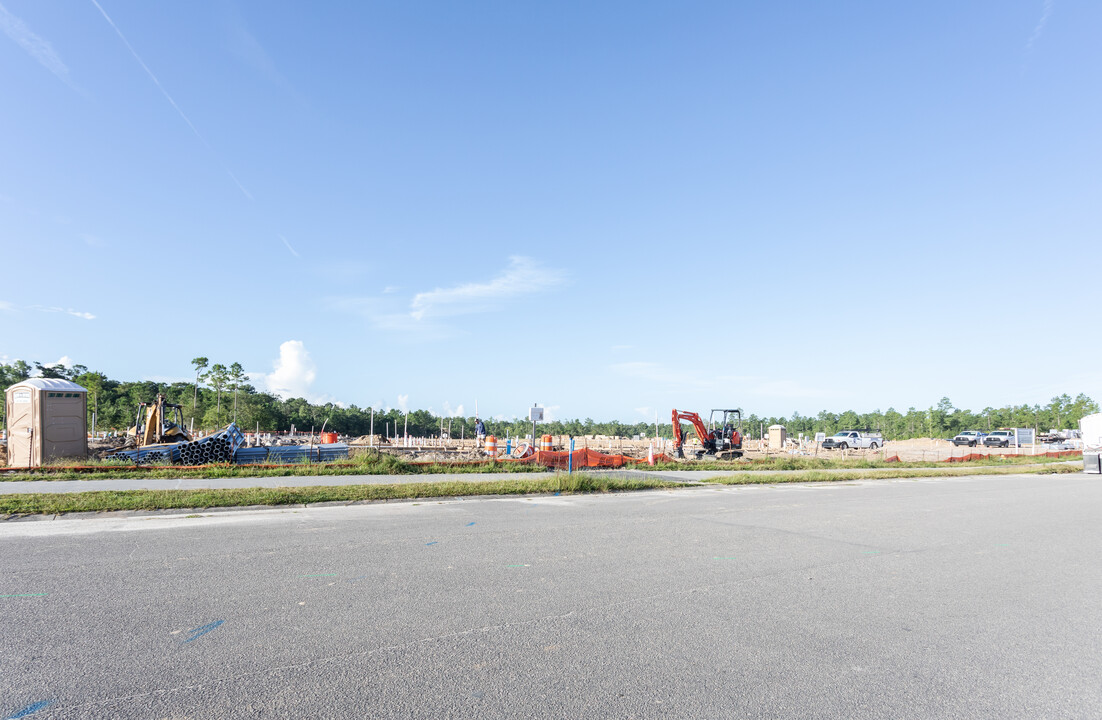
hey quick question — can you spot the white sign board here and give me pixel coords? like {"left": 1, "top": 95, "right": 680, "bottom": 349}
{"left": 814, "top": 432, "right": 826, "bottom": 443}
{"left": 529, "top": 407, "right": 544, "bottom": 423}
{"left": 13, "top": 390, "right": 31, "bottom": 404}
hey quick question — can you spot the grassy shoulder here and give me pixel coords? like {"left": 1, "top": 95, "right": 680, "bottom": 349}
{"left": 1, "top": 449, "right": 1077, "bottom": 482}
{"left": 0, "top": 473, "right": 677, "bottom": 515}
{"left": 0, "top": 451, "right": 549, "bottom": 482}
{"left": 699, "top": 463, "right": 1081, "bottom": 486}
{"left": 645, "top": 453, "right": 1077, "bottom": 472}
{"left": 0, "top": 462, "right": 1079, "bottom": 516}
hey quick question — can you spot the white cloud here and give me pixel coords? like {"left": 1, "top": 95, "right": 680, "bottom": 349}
{"left": 441, "top": 401, "right": 465, "bottom": 418}
{"left": 261, "top": 340, "right": 323, "bottom": 401}
{"left": 26, "top": 305, "right": 96, "bottom": 320}
{"left": 0, "top": 300, "right": 14, "bottom": 313}
{"left": 634, "top": 406, "right": 655, "bottom": 418}
{"left": 328, "top": 256, "right": 565, "bottom": 343}
{"left": 397, "top": 394, "right": 409, "bottom": 414}
{"left": 410, "top": 256, "right": 565, "bottom": 320}
{"left": 327, "top": 296, "right": 458, "bottom": 343}
{"left": 51, "top": 355, "right": 74, "bottom": 368}
{"left": 0, "top": 2, "right": 71, "bottom": 84}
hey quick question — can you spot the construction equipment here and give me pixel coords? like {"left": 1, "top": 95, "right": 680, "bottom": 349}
{"left": 128, "top": 394, "right": 192, "bottom": 446}
{"left": 672, "top": 408, "right": 743, "bottom": 460}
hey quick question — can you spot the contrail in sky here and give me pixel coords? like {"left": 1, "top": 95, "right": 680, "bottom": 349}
{"left": 1026, "top": 0, "right": 1054, "bottom": 50}
{"left": 89, "top": 0, "right": 253, "bottom": 199}
{"left": 0, "top": 1, "right": 73, "bottom": 86}
{"left": 279, "top": 235, "right": 301, "bottom": 257}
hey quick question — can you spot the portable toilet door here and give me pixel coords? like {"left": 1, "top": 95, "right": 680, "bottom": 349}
{"left": 6, "top": 383, "right": 35, "bottom": 467}
{"left": 5, "top": 378, "right": 88, "bottom": 467}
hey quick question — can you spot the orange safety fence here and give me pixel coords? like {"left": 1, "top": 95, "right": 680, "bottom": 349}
{"left": 407, "top": 448, "right": 674, "bottom": 470}
{"left": 944, "top": 449, "right": 1082, "bottom": 463}
{"left": 503, "top": 449, "right": 675, "bottom": 470}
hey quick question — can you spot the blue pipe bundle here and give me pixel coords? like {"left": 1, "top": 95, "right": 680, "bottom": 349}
{"left": 232, "top": 443, "right": 349, "bottom": 465}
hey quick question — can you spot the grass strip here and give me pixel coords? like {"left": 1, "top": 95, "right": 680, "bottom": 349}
{"left": 644, "top": 454, "right": 1077, "bottom": 472}
{"left": 1, "top": 451, "right": 1076, "bottom": 482}
{"left": 699, "top": 463, "right": 1081, "bottom": 486}
{"left": 0, "top": 453, "right": 548, "bottom": 482}
{"left": 0, "top": 463, "right": 1078, "bottom": 516}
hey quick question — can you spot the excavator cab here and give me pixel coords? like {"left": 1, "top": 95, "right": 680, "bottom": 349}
{"left": 709, "top": 409, "right": 742, "bottom": 444}
{"left": 709, "top": 409, "right": 743, "bottom": 452}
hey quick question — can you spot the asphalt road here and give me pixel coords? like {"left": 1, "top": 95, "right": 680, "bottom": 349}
{"left": 1, "top": 472, "right": 1100, "bottom": 718}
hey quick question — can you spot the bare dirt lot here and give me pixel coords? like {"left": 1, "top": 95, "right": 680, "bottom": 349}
{"left": 348, "top": 435, "right": 1049, "bottom": 464}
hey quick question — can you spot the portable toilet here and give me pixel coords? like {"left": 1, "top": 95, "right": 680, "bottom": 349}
{"left": 5, "top": 378, "right": 88, "bottom": 467}
{"left": 768, "top": 424, "right": 787, "bottom": 449}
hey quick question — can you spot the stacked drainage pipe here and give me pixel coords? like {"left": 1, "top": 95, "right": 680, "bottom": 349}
{"left": 232, "top": 443, "right": 350, "bottom": 465}
{"left": 106, "top": 443, "right": 183, "bottom": 465}
{"left": 176, "top": 423, "right": 246, "bottom": 465}
{"left": 107, "top": 424, "right": 245, "bottom": 466}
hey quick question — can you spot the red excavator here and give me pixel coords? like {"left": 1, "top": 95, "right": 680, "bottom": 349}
{"left": 672, "top": 408, "right": 743, "bottom": 460}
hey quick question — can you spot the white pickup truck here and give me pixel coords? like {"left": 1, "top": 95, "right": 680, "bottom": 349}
{"left": 821, "top": 430, "right": 883, "bottom": 450}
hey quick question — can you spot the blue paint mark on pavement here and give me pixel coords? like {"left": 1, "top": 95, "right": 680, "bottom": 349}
{"left": 5, "top": 700, "right": 50, "bottom": 718}
{"left": 183, "top": 620, "right": 224, "bottom": 644}
{"left": 425, "top": 541, "right": 438, "bottom": 546}
{"left": 347, "top": 575, "right": 368, "bottom": 583}
{"left": 466, "top": 522, "right": 476, "bottom": 527}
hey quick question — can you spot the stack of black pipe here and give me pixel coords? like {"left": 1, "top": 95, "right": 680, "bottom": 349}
{"left": 176, "top": 423, "right": 245, "bottom": 465}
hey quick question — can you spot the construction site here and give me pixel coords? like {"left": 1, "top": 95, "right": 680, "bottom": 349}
{"left": 0, "top": 377, "right": 1089, "bottom": 471}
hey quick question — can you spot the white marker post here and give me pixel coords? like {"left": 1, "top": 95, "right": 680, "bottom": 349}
{"left": 529, "top": 404, "right": 544, "bottom": 449}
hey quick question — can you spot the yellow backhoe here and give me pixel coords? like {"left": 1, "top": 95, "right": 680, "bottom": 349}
{"left": 128, "top": 394, "right": 192, "bottom": 446}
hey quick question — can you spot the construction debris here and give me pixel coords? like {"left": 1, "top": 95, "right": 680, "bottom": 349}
{"left": 101, "top": 423, "right": 352, "bottom": 466}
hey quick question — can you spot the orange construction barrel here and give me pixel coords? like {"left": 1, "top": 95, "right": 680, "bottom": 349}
{"left": 320, "top": 432, "right": 338, "bottom": 444}
{"left": 540, "top": 434, "right": 553, "bottom": 452}
{"left": 485, "top": 435, "right": 497, "bottom": 457}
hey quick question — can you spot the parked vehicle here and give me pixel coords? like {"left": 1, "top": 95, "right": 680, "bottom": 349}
{"left": 983, "top": 430, "right": 1017, "bottom": 448}
{"left": 952, "top": 430, "right": 987, "bottom": 447}
{"left": 821, "top": 430, "right": 883, "bottom": 450}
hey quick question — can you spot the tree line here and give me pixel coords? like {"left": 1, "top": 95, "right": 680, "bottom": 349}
{"left": 0, "top": 360, "right": 1096, "bottom": 441}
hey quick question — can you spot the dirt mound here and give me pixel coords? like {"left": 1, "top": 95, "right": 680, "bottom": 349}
{"left": 350, "top": 435, "right": 387, "bottom": 445}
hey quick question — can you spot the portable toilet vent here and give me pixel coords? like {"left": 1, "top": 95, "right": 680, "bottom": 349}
{"left": 5, "top": 378, "right": 88, "bottom": 467}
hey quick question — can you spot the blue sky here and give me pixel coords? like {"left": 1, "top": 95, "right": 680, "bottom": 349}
{"left": 1, "top": 0, "right": 1099, "bottom": 422}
